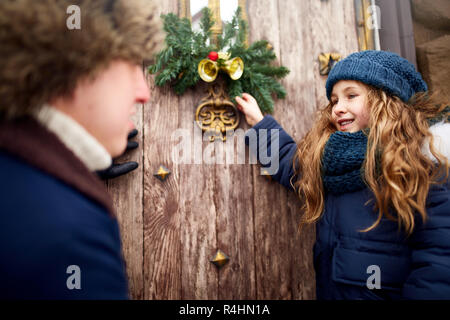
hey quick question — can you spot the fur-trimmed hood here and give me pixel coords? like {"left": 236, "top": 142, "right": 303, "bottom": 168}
{"left": 0, "top": 0, "right": 163, "bottom": 120}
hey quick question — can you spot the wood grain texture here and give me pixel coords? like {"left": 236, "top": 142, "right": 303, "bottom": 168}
{"left": 143, "top": 84, "right": 182, "bottom": 299}
{"left": 247, "top": 0, "right": 296, "bottom": 300}
{"left": 309, "top": 0, "right": 359, "bottom": 109}
{"left": 142, "top": 0, "right": 181, "bottom": 299}
{"left": 277, "top": 0, "right": 321, "bottom": 300}
{"left": 178, "top": 83, "right": 219, "bottom": 299}
{"left": 215, "top": 118, "right": 256, "bottom": 299}
{"left": 107, "top": 107, "right": 144, "bottom": 300}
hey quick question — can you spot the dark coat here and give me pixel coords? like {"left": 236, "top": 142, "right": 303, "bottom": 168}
{"left": 0, "top": 118, "right": 128, "bottom": 299}
{"left": 248, "top": 115, "right": 450, "bottom": 300}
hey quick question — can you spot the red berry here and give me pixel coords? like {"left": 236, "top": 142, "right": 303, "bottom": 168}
{"left": 208, "top": 51, "right": 218, "bottom": 61}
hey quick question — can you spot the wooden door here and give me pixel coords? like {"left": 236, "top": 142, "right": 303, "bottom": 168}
{"left": 106, "top": 0, "right": 359, "bottom": 299}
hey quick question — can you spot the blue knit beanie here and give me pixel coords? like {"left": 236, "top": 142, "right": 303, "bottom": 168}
{"left": 325, "top": 50, "right": 428, "bottom": 102}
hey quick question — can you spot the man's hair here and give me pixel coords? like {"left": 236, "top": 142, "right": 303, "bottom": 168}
{"left": 0, "top": 0, "right": 163, "bottom": 120}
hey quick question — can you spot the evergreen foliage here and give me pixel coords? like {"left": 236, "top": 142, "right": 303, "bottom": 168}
{"left": 149, "top": 7, "right": 289, "bottom": 113}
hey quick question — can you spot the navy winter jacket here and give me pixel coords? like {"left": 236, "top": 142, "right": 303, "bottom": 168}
{"left": 0, "top": 118, "right": 128, "bottom": 299}
{"left": 248, "top": 115, "right": 450, "bottom": 300}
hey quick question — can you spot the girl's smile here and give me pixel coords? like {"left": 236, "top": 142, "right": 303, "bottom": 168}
{"left": 336, "top": 118, "right": 355, "bottom": 130}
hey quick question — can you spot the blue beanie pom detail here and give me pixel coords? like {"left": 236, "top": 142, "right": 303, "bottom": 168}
{"left": 325, "top": 50, "right": 428, "bottom": 102}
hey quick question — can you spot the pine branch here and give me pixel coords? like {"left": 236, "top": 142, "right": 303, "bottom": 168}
{"left": 200, "top": 7, "right": 214, "bottom": 43}
{"left": 227, "top": 78, "right": 244, "bottom": 104}
{"left": 218, "top": 12, "right": 239, "bottom": 50}
{"left": 237, "top": 8, "right": 248, "bottom": 46}
{"left": 149, "top": 5, "right": 290, "bottom": 112}
{"left": 251, "top": 64, "right": 290, "bottom": 78}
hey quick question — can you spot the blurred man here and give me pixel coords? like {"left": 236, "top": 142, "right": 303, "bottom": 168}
{"left": 0, "top": 0, "right": 163, "bottom": 299}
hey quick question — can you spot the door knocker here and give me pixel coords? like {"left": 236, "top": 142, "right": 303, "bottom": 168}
{"left": 318, "top": 52, "right": 342, "bottom": 75}
{"left": 195, "top": 82, "right": 240, "bottom": 142}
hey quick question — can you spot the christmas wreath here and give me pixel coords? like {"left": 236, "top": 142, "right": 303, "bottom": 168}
{"left": 149, "top": 7, "right": 289, "bottom": 113}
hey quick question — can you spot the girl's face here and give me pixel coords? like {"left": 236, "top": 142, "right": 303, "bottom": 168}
{"left": 330, "top": 80, "right": 370, "bottom": 133}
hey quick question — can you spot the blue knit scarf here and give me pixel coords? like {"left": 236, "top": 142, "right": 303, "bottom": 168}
{"left": 320, "top": 108, "right": 450, "bottom": 195}
{"left": 321, "top": 130, "right": 368, "bottom": 195}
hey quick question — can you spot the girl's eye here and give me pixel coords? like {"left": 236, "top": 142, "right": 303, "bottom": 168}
{"left": 331, "top": 100, "right": 338, "bottom": 106}
{"left": 348, "top": 94, "right": 357, "bottom": 99}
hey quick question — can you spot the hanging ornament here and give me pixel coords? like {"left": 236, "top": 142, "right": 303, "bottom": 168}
{"left": 149, "top": 7, "right": 289, "bottom": 114}
{"left": 198, "top": 51, "right": 244, "bottom": 82}
{"left": 208, "top": 51, "right": 219, "bottom": 61}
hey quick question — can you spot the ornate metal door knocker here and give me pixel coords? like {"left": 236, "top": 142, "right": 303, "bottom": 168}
{"left": 195, "top": 81, "right": 240, "bottom": 142}
{"left": 318, "top": 52, "right": 341, "bottom": 75}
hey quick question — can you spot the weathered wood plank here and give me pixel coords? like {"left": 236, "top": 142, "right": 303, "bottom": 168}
{"left": 107, "top": 109, "right": 144, "bottom": 300}
{"left": 277, "top": 0, "right": 325, "bottom": 300}
{"left": 247, "top": 0, "right": 307, "bottom": 300}
{"left": 215, "top": 126, "right": 256, "bottom": 299}
{"left": 143, "top": 85, "right": 182, "bottom": 299}
{"left": 142, "top": 0, "right": 182, "bottom": 299}
{"left": 178, "top": 83, "right": 218, "bottom": 299}
{"left": 309, "top": 0, "right": 359, "bottom": 109}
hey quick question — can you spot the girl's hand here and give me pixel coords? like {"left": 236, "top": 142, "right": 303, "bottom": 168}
{"left": 235, "top": 93, "right": 264, "bottom": 127}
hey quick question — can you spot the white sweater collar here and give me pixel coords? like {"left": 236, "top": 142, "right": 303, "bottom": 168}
{"left": 422, "top": 120, "right": 450, "bottom": 163}
{"left": 33, "top": 104, "right": 112, "bottom": 171}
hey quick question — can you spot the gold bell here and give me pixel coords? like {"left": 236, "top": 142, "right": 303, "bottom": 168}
{"left": 198, "top": 57, "right": 244, "bottom": 82}
{"left": 198, "top": 59, "right": 219, "bottom": 82}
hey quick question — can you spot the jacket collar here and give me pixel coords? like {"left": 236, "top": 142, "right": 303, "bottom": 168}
{"left": 0, "top": 117, "right": 116, "bottom": 216}
{"left": 34, "top": 104, "right": 112, "bottom": 171}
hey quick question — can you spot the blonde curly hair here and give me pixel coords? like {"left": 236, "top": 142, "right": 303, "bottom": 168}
{"left": 0, "top": 0, "right": 163, "bottom": 120}
{"left": 293, "top": 86, "right": 449, "bottom": 236}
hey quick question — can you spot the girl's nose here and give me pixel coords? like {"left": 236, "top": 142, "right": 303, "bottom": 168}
{"left": 135, "top": 69, "right": 150, "bottom": 104}
{"left": 333, "top": 101, "right": 347, "bottom": 115}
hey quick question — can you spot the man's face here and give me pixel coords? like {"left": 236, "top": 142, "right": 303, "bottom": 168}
{"left": 54, "top": 60, "right": 150, "bottom": 157}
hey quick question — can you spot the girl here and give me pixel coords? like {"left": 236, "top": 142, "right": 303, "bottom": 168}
{"left": 236, "top": 50, "right": 450, "bottom": 300}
